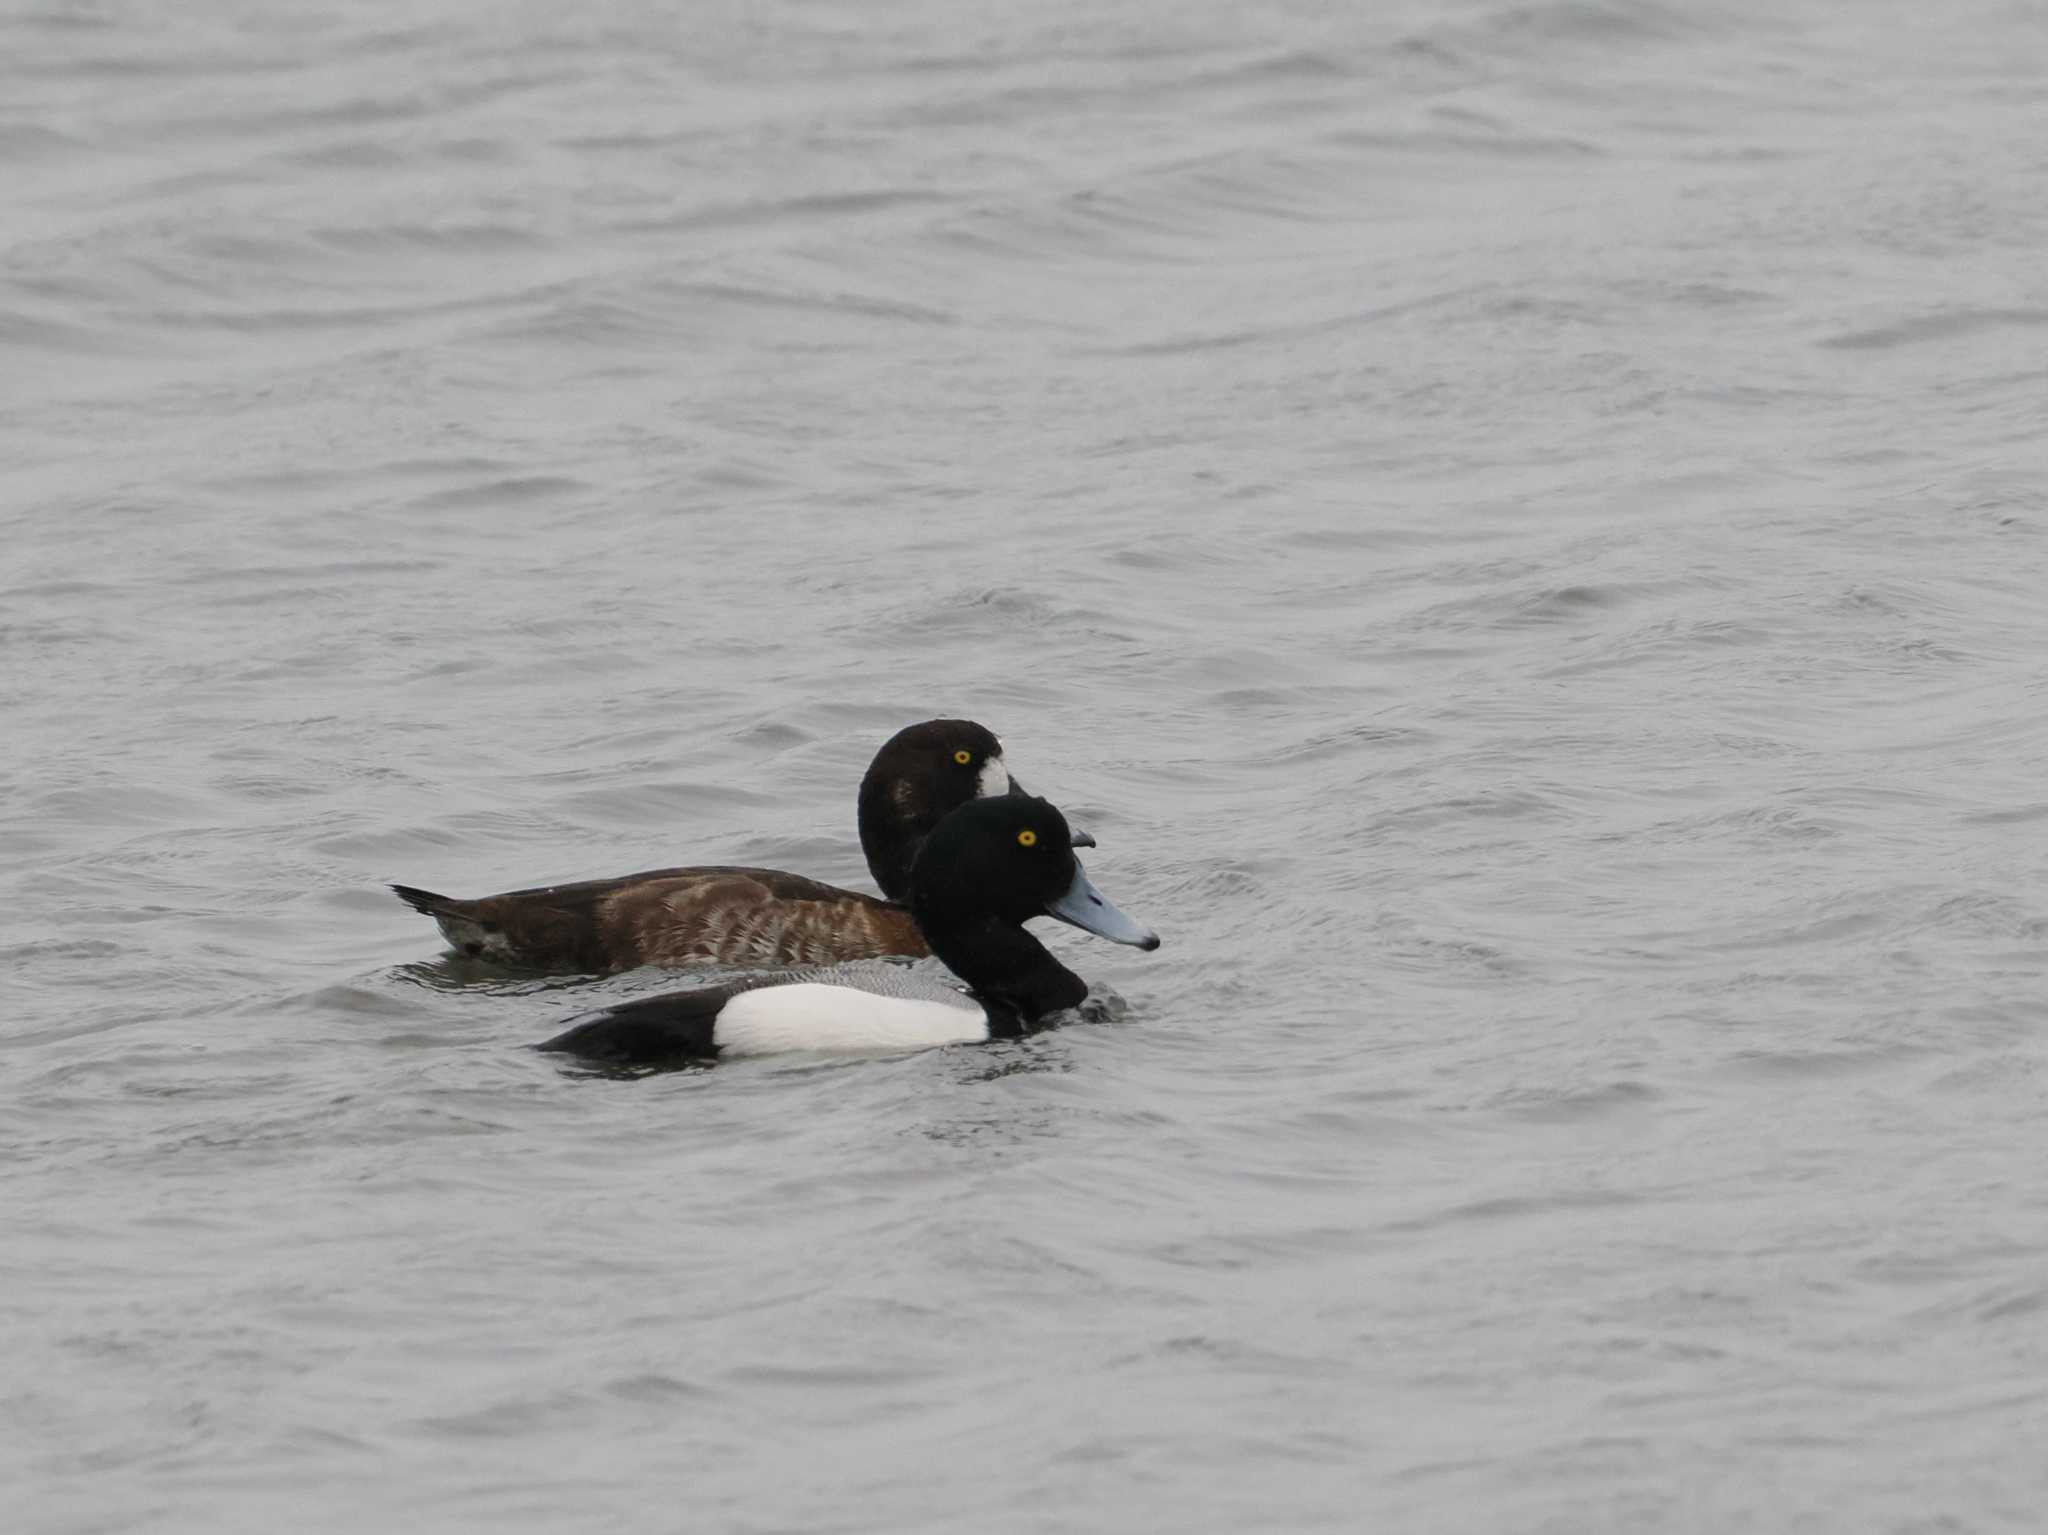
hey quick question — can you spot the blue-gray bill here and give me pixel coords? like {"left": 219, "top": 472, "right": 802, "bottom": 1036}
{"left": 1005, "top": 775, "right": 1095, "bottom": 847}
{"left": 1044, "top": 863, "right": 1160, "bottom": 950}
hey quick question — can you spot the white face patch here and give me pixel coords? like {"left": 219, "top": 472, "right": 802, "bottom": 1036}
{"left": 976, "top": 754, "right": 1010, "bottom": 799}
{"left": 714, "top": 983, "right": 990, "bottom": 1057}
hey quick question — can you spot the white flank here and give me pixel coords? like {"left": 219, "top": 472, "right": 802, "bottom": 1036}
{"left": 714, "top": 983, "right": 989, "bottom": 1057}
{"left": 976, "top": 755, "right": 1010, "bottom": 798}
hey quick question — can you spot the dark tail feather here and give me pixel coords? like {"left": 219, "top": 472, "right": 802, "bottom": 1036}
{"left": 536, "top": 987, "right": 737, "bottom": 1066}
{"left": 391, "top": 883, "right": 461, "bottom": 918}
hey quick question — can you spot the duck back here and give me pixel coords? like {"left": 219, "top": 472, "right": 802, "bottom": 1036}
{"left": 394, "top": 866, "right": 925, "bottom": 972}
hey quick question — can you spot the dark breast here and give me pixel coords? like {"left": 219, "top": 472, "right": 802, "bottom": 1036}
{"left": 454, "top": 867, "right": 928, "bottom": 973}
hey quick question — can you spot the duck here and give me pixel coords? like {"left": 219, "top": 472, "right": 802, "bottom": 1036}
{"left": 390, "top": 720, "right": 1093, "bottom": 974}
{"left": 536, "top": 794, "right": 1158, "bottom": 1066}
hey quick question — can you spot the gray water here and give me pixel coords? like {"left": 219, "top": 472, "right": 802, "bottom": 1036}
{"left": 6, "top": 1, "right": 2047, "bottom": 1530}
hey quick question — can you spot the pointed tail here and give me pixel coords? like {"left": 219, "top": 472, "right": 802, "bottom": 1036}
{"left": 390, "top": 883, "right": 461, "bottom": 918}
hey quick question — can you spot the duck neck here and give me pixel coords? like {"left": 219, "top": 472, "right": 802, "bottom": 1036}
{"left": 857, "top": 776, "right": 921, "bottom": 902}
{"left": 920, "top": 916, "right": 1088, "bottom": 1035}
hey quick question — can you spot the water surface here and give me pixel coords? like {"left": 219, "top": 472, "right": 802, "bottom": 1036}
{"left": 5, "top": 1, "right": 2047, "bottom": 1530}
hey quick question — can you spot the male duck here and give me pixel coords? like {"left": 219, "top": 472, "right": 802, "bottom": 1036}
{"left": 392, "top": 719, "right": 1092, "bottom": 974}
{"left": 536, "top": 794, "right": 1157, "bottom": 1065}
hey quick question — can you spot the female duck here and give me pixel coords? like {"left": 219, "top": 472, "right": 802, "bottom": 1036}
{"left": 392, "top": 719, "right": 1091, "bottom": 973}
{"left": 536, "top": 795, "right": 1157, "bottom": 1065}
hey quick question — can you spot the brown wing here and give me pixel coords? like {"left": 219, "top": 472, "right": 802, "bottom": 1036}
{"left": 434, "top": 866, "right": 926, "bottom": 973}
{"left": 599, "top": 869, "right": 928, "bottom": 969}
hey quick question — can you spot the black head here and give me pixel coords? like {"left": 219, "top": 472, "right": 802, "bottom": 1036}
{"left": 905, "top": 795, "right": 1159, "bottom": 1025}
{"left": 856, "top": 719, "right": 1010, "bottom": 900}
{"left": 910, "top": 793, "right": 1080, "bottom": 930}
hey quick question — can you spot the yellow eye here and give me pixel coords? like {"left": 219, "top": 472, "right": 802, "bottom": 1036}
{"left": 1017, "top": 829, "right": 1038, "bottom": 848}
{"left": 953, "top": 750, "right": 973, "bottom": 765}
